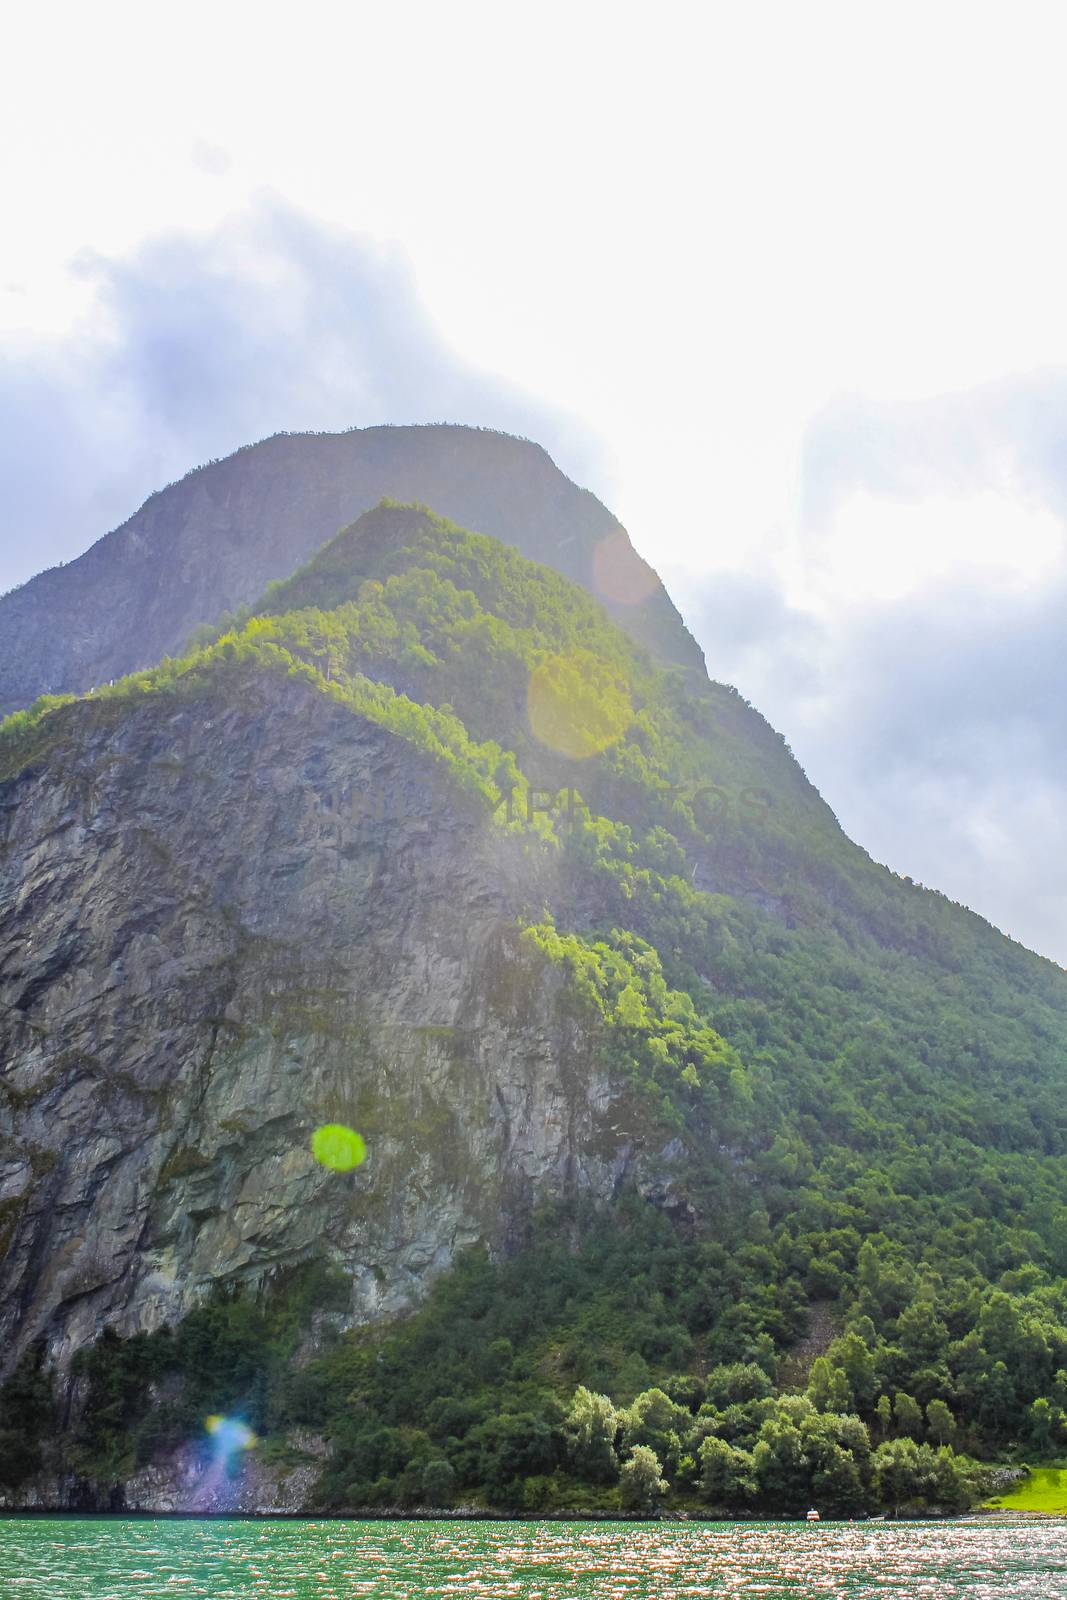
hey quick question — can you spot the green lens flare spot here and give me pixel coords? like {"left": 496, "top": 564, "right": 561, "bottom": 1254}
{"left": 311, "top": 1123, "right": 367, "bottom": 1172}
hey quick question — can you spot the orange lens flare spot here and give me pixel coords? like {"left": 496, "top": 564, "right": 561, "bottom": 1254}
{"left": 311, "top": 1123, "right": 367, "bottom": 1172}
{"left": 591, "top": 530, "right": 660, "bottom": 607}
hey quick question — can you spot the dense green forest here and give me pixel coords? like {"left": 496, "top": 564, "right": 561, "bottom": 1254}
{"left": 3, "top": 501, "right": 1067, "bottom": 1515}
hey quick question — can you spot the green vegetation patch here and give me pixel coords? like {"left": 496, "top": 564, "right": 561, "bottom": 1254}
{"left": 987, "top": 1466, "right": 1067, "bottom": 1514}
{"left": 6, "top": 498, "right": 1067, "bottom": 1514}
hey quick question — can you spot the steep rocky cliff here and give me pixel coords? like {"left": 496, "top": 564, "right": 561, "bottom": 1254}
{"left": 0, "top": 676, "right": 663, "bottom": 1375}
{"left": 3, "top": 484, "right": 1067, "bottom": 1516}
{"left": 0, "top": 497, "right": 808, "bottom": 1402}
{"left": 0, "top": 424, "right": 702, "bottom": 717}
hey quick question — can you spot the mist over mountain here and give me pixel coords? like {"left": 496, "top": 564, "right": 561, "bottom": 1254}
{"left": 1, "top": 442, "right": 1065, "bottom": 1518}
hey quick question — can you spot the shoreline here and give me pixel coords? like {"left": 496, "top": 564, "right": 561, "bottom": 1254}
{"left": 0, "top": 1507, "right": 1004, "bottom": 1524}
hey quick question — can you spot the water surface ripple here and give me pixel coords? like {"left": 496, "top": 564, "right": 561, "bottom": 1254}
{"left": 0, "top": 1515, "right": 1064, "bottom": 1598}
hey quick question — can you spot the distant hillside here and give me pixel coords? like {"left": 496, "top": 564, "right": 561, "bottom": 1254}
{"left": 0, "top": 425, "right": 703, "bottom": 717}
{"left": 2, "top": 500, "right": 1066, "bottom": 1517}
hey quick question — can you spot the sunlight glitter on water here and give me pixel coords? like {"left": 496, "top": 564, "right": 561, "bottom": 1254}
{"left": 2, "top": 1516, "right": 1067, "bottom": 1599}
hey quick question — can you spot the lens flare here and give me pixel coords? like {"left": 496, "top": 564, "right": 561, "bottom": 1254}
{"left": 311, "top": 1123, "right": 367, "bottom": 1171}
{"left": 527, "top": 650, "right": 632, "bottom": 760}
{"left": 205, "top": 1415, "right": 256, "bottom": 1457}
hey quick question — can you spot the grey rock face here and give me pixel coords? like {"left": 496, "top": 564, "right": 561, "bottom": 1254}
{"left": 0, "top": 676, "right": 651, "bottom": 1373}
{"left": 119, "top": 1432, "right": 331, "bottom": 1515}
{"left": 0, "top": 1434, "right": 330, "bottom": 1514}
{"left": 0, "top": 425, "right": 704, "bottom": 716}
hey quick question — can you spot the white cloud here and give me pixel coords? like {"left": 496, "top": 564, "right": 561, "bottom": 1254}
{"left": 680, "top": 377, "right": 1067, "bottom": 963}
{"left": 4, "top": 2, "right": 1067, "bottom": 961}
{"left": 798, "top": 487, "right": 1066, "bottom": 611}
{"left": 0, "top": 202, "right": 607, "bottom": 593}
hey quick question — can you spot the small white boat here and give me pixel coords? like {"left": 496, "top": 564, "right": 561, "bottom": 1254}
{"left": 806, "top": 1509, "right": 820, "bottom": 1522}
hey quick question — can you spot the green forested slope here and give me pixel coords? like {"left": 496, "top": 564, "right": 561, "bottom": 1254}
{"left": 2, "top": 501, "right": 1066, "bottom": 1516}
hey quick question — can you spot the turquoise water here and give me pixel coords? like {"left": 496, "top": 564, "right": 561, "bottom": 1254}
{"left": 0, "top": 1516, "right": 1065, "bottom": 1598}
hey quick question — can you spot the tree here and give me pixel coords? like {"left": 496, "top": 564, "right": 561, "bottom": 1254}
{"left": 874, "top": 1395, "right": 893, "bottom": 1439}
{"left": 979, "top": 1293, "right": 1022, "bottom": 1363}
{"left": 661, "top": 1374, "right": 705, "bottom": 1411}
{"left": 925, "top": 1399, "right": 956, "bottom": 1447}
{"left": 897, "top": 1301, "right": 950, "bottom": 1367}
{"left": 621, "top": 1388, "right": 691, "bottom": 1475}
{"left": 752, "top": 1334, "right": 778, "bottom": 1379}
{"left": 699, "top": 1435, "right": 755, "bottom": 1507}
{"left": 705, "top": 1363, "right": 773, "bottom": 1409}
{"left": 473, "top": 1411, "right": 557, "bottom": 1505}
{"left": 873, "top": 1438, "right": 920, "bottom": 1516}
{"left": 807, "top": 1358, "right": 852, "bottom": 1414}
{"left": 421, "top": 1458, "right": 456, "bottom": 1506}
{"left": 619, "top": 1444, "right": 668, "bottom": 1515}
{"left": 614, "top": 1352, "right": 652, "bottom": 1403}
{"left": 893, "top": 1392, "right": 923, "bottom": 1440}
{"left": 827, "top": 1331, "right": 876, "bottom": 1411}
{"left": 979, "top": 1360, "right": 1016, "bottom": 1433}
{"left": 0, "top": 1344, "right": 54, "bottom": 1488}
{"left": 484, "top": 1338, "right": 514, "bottom": 1380}
{"left": 928, "top": 1445, "right": 986, "bottom": 1513}
{"left": 1028, "top": 1396, "right": 1054, "bottom": 1454}
{"left": 751, "top": 1417, "right": 809, "bottom": 1511}
{"left": 802, "top": 1411, "right": 872, "bottom": 1517}
{"left": 615, "top": 982, "right": 650, "bottom": 1029}
{"left": 564, "top": 1387, "right": 619, "bottom": 1484}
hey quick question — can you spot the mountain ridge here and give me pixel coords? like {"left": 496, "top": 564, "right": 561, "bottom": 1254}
{"left": 0, "top": 424, "right": 703, "bottom": 718}
{"left": 1, "top": 482, "right": 1066, "bottom": 1519}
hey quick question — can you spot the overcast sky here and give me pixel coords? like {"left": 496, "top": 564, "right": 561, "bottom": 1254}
{"left": 3, "top": 2, "right": 1067, "bottom": 964}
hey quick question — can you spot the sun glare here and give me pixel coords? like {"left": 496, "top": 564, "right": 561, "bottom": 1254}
{"left": 205, "top": 1416, "right": 256, "bottom": 1457}
{"left": 527, "top": 650, "right": 632, "bottom": 760}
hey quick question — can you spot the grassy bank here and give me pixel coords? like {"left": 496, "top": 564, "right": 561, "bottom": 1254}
{"left": 986, "top": 1466, "right": 1067, "bottom": 1515}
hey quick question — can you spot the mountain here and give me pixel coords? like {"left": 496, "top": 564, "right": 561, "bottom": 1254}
{"left": 1, "top": 485, "right": 1066, "bottom": 1518}
{"left": 0, "top": 424, "right": 703, "bottom": 719}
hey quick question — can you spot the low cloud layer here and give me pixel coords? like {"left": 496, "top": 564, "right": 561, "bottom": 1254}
{"left": 2, "top": 213, "right": 1064, "bottom": 966}
{"left": 0, "top": 200, "right": 608, "bottom": 594}
{"left": 683, "top": 379, "right": 1067, "bottom": 965}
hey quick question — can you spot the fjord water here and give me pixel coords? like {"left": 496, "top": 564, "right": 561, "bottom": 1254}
{"left": 2, "top": 1517, "right": 1066, "bottom": 1598}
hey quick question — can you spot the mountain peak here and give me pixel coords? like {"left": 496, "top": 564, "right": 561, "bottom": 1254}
{"left": 0, "top": 424, "right": 703, "bottom": 718}
{"left": 3, "top": 461, "right": 1067, "bottom": 1518}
